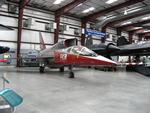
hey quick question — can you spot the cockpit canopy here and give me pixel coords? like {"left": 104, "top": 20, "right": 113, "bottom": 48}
{"left": 66, "top": 46, "right": 97, "bottom": 57}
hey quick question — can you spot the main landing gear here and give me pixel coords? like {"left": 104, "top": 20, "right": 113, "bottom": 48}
{"left": 39, "top": 66, "right": 45, "bottom": 73}
{"left": 68, "top": 65, "right": 74, "bottom": 78}
{"left": 59, "top": 66, "right": 64, "bottom": 72}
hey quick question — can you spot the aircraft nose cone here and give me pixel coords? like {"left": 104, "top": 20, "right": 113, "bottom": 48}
{"left": 88, "top": 55, "right": 117, "bottom": 66}
{"left": 108, "top": 45, "right": 120, "bottom": 51}
{"left": 97, "top": 55, "right": 117, "bottom": 65}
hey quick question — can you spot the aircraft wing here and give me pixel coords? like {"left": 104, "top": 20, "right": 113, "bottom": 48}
{"left": 90, "top": 36, "right": 150, "bottom": 56}
{"left": 92, "top": 42, "right": 150, "bottom": 56}
{"left": 110, "top": 41, "right": 150, "bottom": 56}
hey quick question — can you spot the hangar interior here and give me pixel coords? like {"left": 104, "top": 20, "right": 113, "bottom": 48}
{"left": 0, "top": 0, "right": 150, "bottom": 113}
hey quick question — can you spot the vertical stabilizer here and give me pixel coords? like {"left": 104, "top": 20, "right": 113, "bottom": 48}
{"left": 39, "top": 32, "right": 46, "bottom": 50}
{"left": 117, "top": 36, "right": 130, "bottom": 46}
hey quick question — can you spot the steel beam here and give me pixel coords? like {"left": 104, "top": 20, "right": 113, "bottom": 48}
{"left": 17, "top": 0, "right": 30, "bottom": 67}
{"left": 54, "top": 15, "right": 60, "bottom": 44}
{"left": 81, "top": 20, "right": 86, "bottom": 45}
{"left": 104, "top": 10, "right": 150, "bottom": 28}
{"left": 101, "top": 26, "right": 107, "bottom": 43}
{"left": 144, "top": 33, "right": 150, "bottom": 37}
{"left": 101, "top": 26, "right": 107, "bottom": 33}
{"left": 133, "top": 29, "right": 146, "bottom": 34}
{"left": 123, "top": 26, "right": 143, "bottom": 31}
{"left": 119, "top": 19, "right": 150, "bottom": 29}
{"left": 54, "top": 0, "right": 87, "bottom": 44}
{"left": 129, "top": 31, "right": 134, "bottom": 44}
{"left": 84, "top": 0, "right": 144, "bottom": 22}
{"left": 116, "top": 27, "right": 122, "bottom": 36}
{"left": 138, "top": 34, "right": 144, "bottom": 41}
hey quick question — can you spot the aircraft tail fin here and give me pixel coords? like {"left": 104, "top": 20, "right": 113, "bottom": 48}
{"left": 117, "top": 36, "right": 130, "bottom": 46}
{"left": 39, "top": 32, "right": 46, "bottom": 50}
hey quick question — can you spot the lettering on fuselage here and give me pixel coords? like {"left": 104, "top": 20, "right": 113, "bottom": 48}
{"left": 60, "top": 54, "right": 67, "bottom": 61}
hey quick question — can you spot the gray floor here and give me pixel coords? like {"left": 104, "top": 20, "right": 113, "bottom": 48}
{"left": 0, "top": 66, "right": 150, "bottom": 113}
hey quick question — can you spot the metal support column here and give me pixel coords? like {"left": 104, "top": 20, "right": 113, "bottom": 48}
{"left": 81, "top": 20, "right": 86, "bottom": 46}
{"left": 128, "top": 31, "right": 134, "bottom": 62}
{"left": 116, "top": 27, "right": 122, "bottom": 36}
{"left": 17, "top": 0, "right": 28, "bottom": 67}
{"left": 101, "top": 26, "right": 107, "bottom": 43}
{"left": 138, "top": 34, "right": 143, "bottom": 41}
{"left": 129, "top": 31, "right": 134, "bottom": 44}
{"left": 54, "top": 15, "right": 60, "bottom": 44}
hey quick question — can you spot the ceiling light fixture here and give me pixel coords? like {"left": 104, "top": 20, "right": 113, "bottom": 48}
{"left": 53, "top": 0, "right": 65, "bottom": 5}
{"left": 127, "top": 8, "right": 142, "bottom": 14}
{"left": 76, "top": 3, "right": 83, "bottom": 7}
{"left": 133, "top": 27, "right": 142, "bottom": 30}
{"left": 124, "top": 7, "right": 142, "bottom": 15}
{"left": 143, "top": 30, "right": 150, "bottom": 33}
{"left": 122, "top": 21, "right": 132, "bottom": 25}
{"left": 142, "top": 16, "right": 150, "bottom": 20}
{"left": 106, "top": 0, "right": 118, "bottom": 4}
{"left": 82, "top": 7, "right": 95, "bottom": 13}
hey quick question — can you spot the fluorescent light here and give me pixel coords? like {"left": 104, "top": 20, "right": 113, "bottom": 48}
{"left": 142, "top": 16, "right": 150, "bottom": 20}
{"left": 82, "top": 7, "right": 95, "bottom": 13}
{"left": 127, "top": 8, "right": 142, "bottom": 14}
{"left": 133, "top": 27, "right": 142, "bottom": 30}
{"left": 53, "top": 0, "right": 65, "bottom": 5}
{"left": 76, "top": 3, "right": 83, "bottom": 7}
{"left": 106, "top": 0, "right": 118, "bottom": 4}
{"left": 123, "top": 6, "right": 142, "bottom": 15}
{"left": 143, "top": 30, "right": 150, "bottom": 33}
{"left": 106, "top": 15, "right": 116, "bottom": 20}
{"left": 122, "top": 21, "right": 132, "bottom": 25}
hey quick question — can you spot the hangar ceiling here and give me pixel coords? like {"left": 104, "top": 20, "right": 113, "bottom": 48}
{"left": 6, "top": 0, "right": 150, "bottom": 33}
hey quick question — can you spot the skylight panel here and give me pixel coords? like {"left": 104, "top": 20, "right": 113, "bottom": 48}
{"left": 106, "top": 0, "right": 118, "bottom": 4}
{"left": 82, "top": 7, "right": 95, "bottom": 13}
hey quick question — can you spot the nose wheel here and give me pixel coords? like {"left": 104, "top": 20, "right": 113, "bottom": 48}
{"left": 68, "top": 65, "right": 74, "bottom": 78}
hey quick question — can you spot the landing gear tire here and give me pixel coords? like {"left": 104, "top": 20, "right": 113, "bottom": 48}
{"left": 39, "top": 66, "right": 45, "bottom": 73}
{"left": 59, "top": 67, "right": 64, "bottom": 72}
{"left": 69, "top": 72, "right": 74, "bottom": 78}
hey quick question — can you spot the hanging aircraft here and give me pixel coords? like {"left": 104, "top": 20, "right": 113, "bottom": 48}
{"left": 38, "top": 33, "right": 117, "bottom": 78}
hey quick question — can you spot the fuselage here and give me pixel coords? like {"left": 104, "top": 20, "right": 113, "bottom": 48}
{"left": 40, "top": 46, "right": 117, "bottom": 67}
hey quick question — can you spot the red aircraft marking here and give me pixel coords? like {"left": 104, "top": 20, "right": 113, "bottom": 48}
{"left": 54, "top": 51, "right": 116, "bottom": 66}
{"left": 0, "top": 59, "right": 8, "bottom": 63}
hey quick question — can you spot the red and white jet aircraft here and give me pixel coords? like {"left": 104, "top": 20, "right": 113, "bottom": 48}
{"left": 39, "top": 32, "right": 117, "bottom": 78}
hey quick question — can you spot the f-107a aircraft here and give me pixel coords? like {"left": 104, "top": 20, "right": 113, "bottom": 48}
{"left": 38, "top": 33, "right": 116, "bottom": 78}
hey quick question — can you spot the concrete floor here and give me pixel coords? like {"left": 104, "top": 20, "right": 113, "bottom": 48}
{"left": 0, "top": 66, "right": 150, "bottom": 113}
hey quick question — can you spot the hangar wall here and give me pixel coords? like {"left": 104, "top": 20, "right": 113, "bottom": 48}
{"left": 0, "top": 4, "right": 131, "bottom": 50}
{"left": 0, "top": 4, "right": 82, "bottom": 50}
